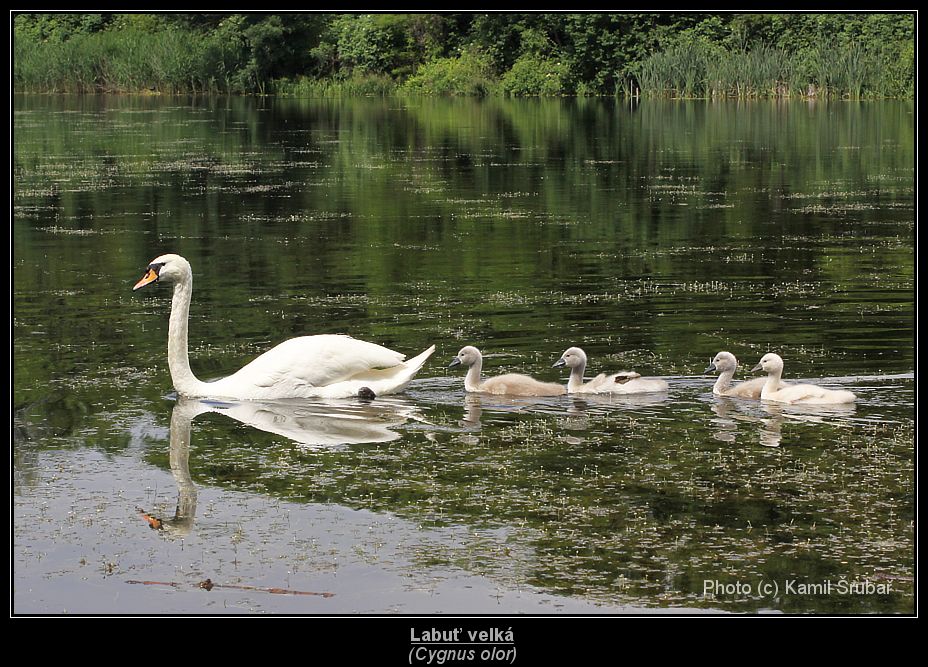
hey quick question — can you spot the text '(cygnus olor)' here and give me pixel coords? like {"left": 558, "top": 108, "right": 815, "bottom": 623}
{"left": 751, "top": 353, "right": 856, "bottom": 405}
{"left": 448, "top": 346, "right": 565, "bottom": 396}
{"left": 133, "top": 254, "right": 434, "bottom": 400}
{"left": 553, "top": 347, "right": 668, "bottom": 394}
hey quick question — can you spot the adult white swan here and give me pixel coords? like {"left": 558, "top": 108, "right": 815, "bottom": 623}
{"left": 448, "top": 346, "right": 565, "bottom": 396}
{"left": 751, "top": 353, "right": 856, "bottom": 405}
{"left": 553, "top": 347, "right": 668, "bottom": 394}
{"left": 133, "top": 254, "right": 435, "bottom": 400}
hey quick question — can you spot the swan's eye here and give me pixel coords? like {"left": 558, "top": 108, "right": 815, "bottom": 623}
{"left": 149, "top": 262, "right": 165, "bottom": 273}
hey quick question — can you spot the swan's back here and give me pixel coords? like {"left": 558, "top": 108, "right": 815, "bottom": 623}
{"left": 207, "top": 335, "right": 431, "bottom": 400}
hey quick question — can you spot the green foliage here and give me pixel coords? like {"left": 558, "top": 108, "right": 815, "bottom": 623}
{"left": 12, "top": 12, "right": 915, "bottom": 98}
{"left": 275, "top": 72, "right": 397, "bottom": 98}
{"left": 13, "top": 23, "right": 239, "bottom": 94}
{"left": 500, "top": 54, "right": 569, "bottom": 96}
{"left": 332, "top": 15, "right": 398, "bottom": 75}
{"left": 107, "top": 14, "right": 163, "bottom": 34}
{"left": 13, "top": 13, "right": 111, "bottom": 42}
{"left": 467, "top": 14, "right": 524, "bottom": 75}
{"left": 328, "top": 14, "right": 448, "bottom": 80}
{"left": 636, "top": 13, "right": 914, "bottom": 99}
{"left": 402, "top": 49, "right": 496, "bottom": 96}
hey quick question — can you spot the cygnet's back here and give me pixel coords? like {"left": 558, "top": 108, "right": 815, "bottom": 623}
{"left": 449, "top": 346, "right": 565, "bottom": 397}
{"left": 554, "top": 346, "right": 668, "bottom": 395}
{"left": 752, "top": 353, "right": 856, "bottom": 405}
{"left": 477, "top": 373, "right": 566, "bottom": 397}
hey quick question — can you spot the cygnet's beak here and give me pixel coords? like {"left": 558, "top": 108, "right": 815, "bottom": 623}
{"left": 704, "top": 360, "right": 717, "bottom": 373}
{"left": 133, "top": 266, "right": 160, "bottom": 291}
{"left": 552, "top": 357, "right": 566, "bottom": 368}
{"left": 448, "top": 357, "right": 462, "bottom": 368}
{"left": 751, "top": 361, "right": 764, "bottom": 372}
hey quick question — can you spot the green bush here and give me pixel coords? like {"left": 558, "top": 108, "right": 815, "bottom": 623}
{"left": 402, "top": 49, "right": 496, "bottom": 96}
{"left": 500, "top": 54, "right": 568, "bottom": 96}
{"left": 11, "top": 13, "right": 916, "bottom": 99}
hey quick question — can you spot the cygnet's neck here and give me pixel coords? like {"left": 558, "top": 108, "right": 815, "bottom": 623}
{"left": 762, "top": 366, "right": 783, "bottom": 396}
{"left": 713, "top": 368, "right": 735, "bottom": 394}
{"left": 464, "top": 356, "right": 484, "bottom": 392}
{"left": 567, "top": 359, "right": 588, "bottom": 392}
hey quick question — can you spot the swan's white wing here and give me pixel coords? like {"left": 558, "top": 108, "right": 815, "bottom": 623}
{"left": 216, "top": 335, "right": 406, "bottom": 396}
{"left": 312, "top": 344, "right": 436, "bottom": 398}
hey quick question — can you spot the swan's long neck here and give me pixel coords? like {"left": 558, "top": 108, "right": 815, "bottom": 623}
{"left": 713, "top": 368, "right": 735, "bottom": 394}
{"left": 762, "top": 366, "right": 783, "bottom": 397}
{"left": 167, "top": 276, "right": 206, "bottom": 397}
{"left": 464, "top": 356, "right": 484, "bottom": 392}
{"left": 567, "top": 359, "right": 587, "bottom": 392}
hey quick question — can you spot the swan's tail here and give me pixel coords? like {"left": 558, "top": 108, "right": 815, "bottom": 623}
{"left": 384, "top": 344, "right": 436, "bottom": 394}
{"left": 404, "top": 344, "right": 437, "bottom": 373}
{"left": 316, "top": 344, "right": 436, "bottom": 398}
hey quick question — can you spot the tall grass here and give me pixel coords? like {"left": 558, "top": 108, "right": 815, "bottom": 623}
{"left": 15, "top": 24, "right": 913, "bottom": 99}
{"left": 13, "top": 27, "right": 249, "bottom": 94}
{"left": 636, "top": 40, "right": 911, "bottom": 99}
{"left": 275, "top": 73, "right": 397, "bottom": 97}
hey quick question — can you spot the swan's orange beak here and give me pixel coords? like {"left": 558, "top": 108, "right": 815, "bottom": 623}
{"left": 133, "top": 267, "right": 159, "bottom": 291}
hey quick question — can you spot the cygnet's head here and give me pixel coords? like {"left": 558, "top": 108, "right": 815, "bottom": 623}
{"left": 133, "top": 253, "right": 191, "bottom": 291}
{"left": 448, "top": 346, "right": 482, "bottom": 368}
{"left": 751, "top": 353, "right": 784, "bottom": 374}
{"left": 705, "top": 351, "right": 738, "bottom": 374}
{"left": 553, "top": 346, "right": 588, "bottom": 369}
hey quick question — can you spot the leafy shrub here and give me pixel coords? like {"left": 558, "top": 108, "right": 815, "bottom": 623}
{"left": 500, "top": 54, "right": 568, "bottom": 96}
{"left": 402, "top": 49, "right": 496, "bottom": 96}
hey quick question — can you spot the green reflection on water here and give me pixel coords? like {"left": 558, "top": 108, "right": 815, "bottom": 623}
{"left": 13, "top": 94, "right": 914, "bottom": 613}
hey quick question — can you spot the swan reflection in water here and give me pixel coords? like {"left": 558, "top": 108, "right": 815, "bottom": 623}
{"left": 140, "top": 396, "right": 423, "bottom": 538}
{"left": 710, "top": 397, "right": 857, "bottom": 448}
{"left": 197, "top": 395, "right": 425, "bottom": 448}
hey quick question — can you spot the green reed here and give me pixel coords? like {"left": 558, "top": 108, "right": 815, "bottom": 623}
{"left": 274, "top": 73, "right": 398, "bottom": 98}
{"left": 14, "top": 27, "right": 247, "bottom": 95}
{"left": 14, "top": 24, "right": 913, "bottom": 100}
{"left": 636, "top": 41, "right": 912, "bottom": 99}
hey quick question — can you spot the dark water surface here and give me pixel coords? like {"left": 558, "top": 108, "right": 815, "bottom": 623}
{"left": 13, "top": 95, "right": 914, "bottom": 614}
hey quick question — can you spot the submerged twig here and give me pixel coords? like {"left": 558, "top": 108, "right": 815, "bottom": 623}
{"left": 126, "top": 578, "right": 335, "bottom": 597}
